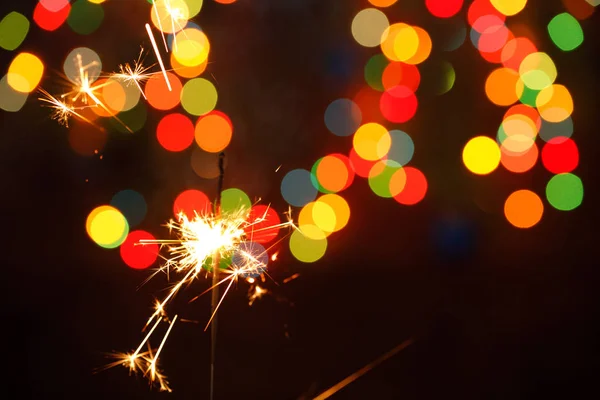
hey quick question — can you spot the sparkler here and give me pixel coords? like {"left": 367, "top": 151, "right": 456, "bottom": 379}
{"left": 112, "top": 47, "right": 156, "bottom": 100}
{"left": 38, "top": 88, "right": 100, "bottom": 129}
{"left": 108, "top": 193, "right": 296, "bottom": 391}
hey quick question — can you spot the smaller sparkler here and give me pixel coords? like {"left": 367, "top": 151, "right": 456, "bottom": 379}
{"left": 38, "top": 88, "right": 100, "bottom": 129}
{"left": 112, "top": 47, "right": 156, "bottom": 100}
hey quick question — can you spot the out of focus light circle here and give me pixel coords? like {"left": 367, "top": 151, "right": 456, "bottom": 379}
{"left": 63, "top": 47, "right": 102, "bottom": 85}
{"left": 86, "top": 205, "right": 129, "bottom": 248}
{"left": 485, "top": 67, "right": 519, "bottom": 106}
{"left": 156, "top": 113, "right": 195, "bottom": 151}
{"left": 392, "top": 166, "right": 427, "bottom": 205}
{"left": 120, "top": 230, "right": 159, "bottom": 270}
{"left": 181, "top": 78, "right": 217, "bottom": 116}
{"left": 289, "top": 225, "right": 327, "bottom": 263}
{"left": 111, "top": 189, "right": 147, "bottom": 228}
{"left": 221, "top": 188, "right": 252, "bottom": 215}
{"left": 195, "top": 111, "right": 233, "bottom": 153}
{"left": 426, "top": 0, "right": 464, "bottom": 18}
{"left": 541, "top": 137, "right": 578, "bottom": 174}
{"left": 319, "top": 194, "right": 350, "bottom": 232}
{"left": 519, "top": 52, "right": 556, "bottom": 91}
{"left": 191, "top": 148, "right": 227, "bottom": 179}
{"left": 368, "top": 0, "right": 398, "bottom": 6}
{"left": 244, "top": 205, "right": 281, "bottom": 244}
{"left": 151, "top": 0, "right": 189, "bottom": 34}
{"left": 504, "top": 189, "right": 543, "bottom": 228}
{"left": 491, "top": 0, "right": 528, "bottom": 16}
{"left": 536, "top": 84, "right": 573, "bottom": 123}
{"left": 0, "top": 12, "right": 30, "bottom": 51}
{"left": 463, "top": 136, "right": 501, "bottom": 175}
{"left": 546, "top": 173, "right": 583, "bottom": 211}
{"left": 7, "top": 52, "right": 44, "bottom": 93}
{"left": 353, "top": 123, "right": 391, "bottom": 161}
{"left": 34, "top": 1, "right": 71, "bottom": 31}
{"left": 351, "top": 8, "right": 389, "bottom": 48}
{"left": 281, "top": 169, "right": 318, "bottom": 207}
{"left": 380, "top": 85, "right": 418, "bottom": 123}
{"left": 145, "top": 72, "right": 183, "bottom": 110}
{"left": 68, "top": 0, "right": 104, "bottom": 35}
{"left": 324, "top": 98, "right": 362, "bottom": 137}
{"left": 173, "top": 189, "right": 211, "bottom": 219}
{"left": 173, "top": 28, "right": 210, "bottom": 67}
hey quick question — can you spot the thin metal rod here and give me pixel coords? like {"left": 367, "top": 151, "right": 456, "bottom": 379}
{"left": 210, "top": 151, "right": 226, "bottom": 400}
{"left": 312, "top": 338, "right": 414, "bottom": 400}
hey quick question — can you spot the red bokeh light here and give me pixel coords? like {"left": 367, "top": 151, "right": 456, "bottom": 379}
{"left": 156, "top": 113, "right": 195, "bottom": 152}
{"left": 244, "top": 205, "right": 281, "bottom": 244}
{"left": 541, "top": 137, "right": 579, "bottom": 174}
{"left": 393, "top": 167, "right": 428, "bottom": 205}
{"left": 120, "top": 230, "right": 159, "bottom": 270}
{"left": 173, "top": 189, "right": 211, "bottom": 219}
{"left": 380, "top": 86, "right": 418, "bottom": 123}
{"left": 33, "top": 1, "right": 71, "bottom": 31}
{"left": 426, "top": 0, "right": 464, "bottom": 18}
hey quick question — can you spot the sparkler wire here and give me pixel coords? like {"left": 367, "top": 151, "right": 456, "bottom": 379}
{"left": 210, "top": 151, "right": 226, "bottom": 400}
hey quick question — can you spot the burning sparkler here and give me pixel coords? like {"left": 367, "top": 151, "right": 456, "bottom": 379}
{"left": 109, "top": 202, "right": 296, "bottom": 391}
{"left": 112, "top": 47, "right": 156, "bottom": 100}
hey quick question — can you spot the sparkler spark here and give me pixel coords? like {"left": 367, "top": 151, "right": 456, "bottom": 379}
{"left": 38, "top": 88, "right": 101, "bottom": 129}
{"left": 112, "top": 48, "right": 156, "bottom": 100}
{"left": 109, "top": 204, "right": 296, "bottom": 390}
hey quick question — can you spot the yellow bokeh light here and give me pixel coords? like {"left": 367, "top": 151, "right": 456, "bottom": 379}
{"left": 289, "top": 224, "right": 327, "bottom": 263}
{"left": 519, "top": 52, "right": 556, "bottom": 91}
{"left": 351, "top": 8, "right": 389, "bottom": 48}
{"left": 490, "top": 0, "right": 528, "bottom": 16}
{"left": 173, "top": 28, "right": 210, "bottom": 67}
{"left": 299, "top": 202, "right": 333, "bottom": 238}
{"left": 318, "top": 194, "right": 350, "bottom": 232}
{"left": 404, "top": 26, "right": 432, "bottom": 65}
{"left": 7, "top": 52, "right": 44, "bottom": 93}
{"left": 462, "top": 136, "right": 501, "bottom": 175}
{"left": 536, "top": 84, "right": 573, "bottom": 123}
{"left": 498, "top": 114, "right": 537, "bottom": 153}
{"left": 151, "top": 0, "right": 190, "bottom": 34}
{"left": 381, "top": 23, "right": 416, "bottom": 62}
{"left": 86, "top": 205, "right": 129, "bottom": 249}
{"left": 353, "top": 123, "right": 391, "bottom": 161}
{"left": 392, "top": 24, "right": 420, "bottom": 62}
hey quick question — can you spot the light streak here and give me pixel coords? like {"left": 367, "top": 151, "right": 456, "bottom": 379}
{"left": 38, "top": 88, "right": 100, "bottom": 129}
{"left": 145, "top": 23, "right": 172, "bottom": 91}
{"left": 312, "top": 338, "right": 414, "bottom": 400}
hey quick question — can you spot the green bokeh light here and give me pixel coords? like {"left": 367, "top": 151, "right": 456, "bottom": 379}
{"left": 0, "top": 12, "right": 30, "bottom": 51}
{"left": 548, "top": 13, "right": 584, "bottom": 52}
{"left": 546, "top": 173, "right": 583, "bottom": 211}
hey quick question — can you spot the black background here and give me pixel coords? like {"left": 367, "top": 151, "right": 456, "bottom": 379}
{"left": 2, "top": 0, "right": 600, "bottom": 398}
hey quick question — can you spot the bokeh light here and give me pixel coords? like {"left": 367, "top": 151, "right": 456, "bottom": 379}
{"left": 111, "top": 189, "right": 148, "bottom": 228}
{"left": 500, "top": 141, "right": 538, "bottom": 173}
{"left": 485, "top": 67, "right": 519, "bottom": 106}
{"left": 173, "top": 189, "right": 211, "bottom": 218}
{"left": 368, "top": 160, "right": 403, "bottom": 198}
{"left": 546, "top": 173, "right": 583, "bottom": 211}
{"left": 33, "top": 1, "right": 71, "bottom": 31}
{"left": 244, "top": 205, "right": 280, "bottom": 244}
{"left": 281, "top": 169, "right": 318, "bottom": 207}
{"left": 463, "top": 136, "right": 501, "bottom": 175}
{"left": 191, "top": 148, "right": 226, "bottom": 179}
{"left": 172, "top": 27, "right": 210, "bottom": 66}
{"left": 382, "top": 62, "right": 420, "bottom": 92}
{"left": 541, "top": 137, "right": 579, "bottom": 174}
{"left": 120, "top": 230, "right": 159, "bottom": 270}
{"left": 0, "top": 75, "right": 28, "bottom": 112}
{"left": 353, "top": 123, "right": 391, "bottom": 161}
{"left": 351, "top": 8, "right": 389, "bottom": 48}
{"left": 312, "top": 154, "right": 354, "bottom": 193}
{"left": 145, "top": 72, "right": 183, "bottom": 110}
{"left": 548, "top": 13, "right": 584, "bottom": 51}
{"left": 63, "top": 47, "right": 101, "bottom": 85}
{"left": 426, "top": 0, "right": 464, "bottom": 18}
{"left": 86, "top": 205, "right": 129, "bottom": 249}
{"left": 194, "top": 111, "right": 233, "bottom": 153}
{"left": 536, "top": 84, "right": 573, "bottom": 123}
{"left": 0, "top": 12, "right": 30, "bottom": 51}
{"left": 504, "top": 189, "right": 543, "bottom": 228}
{"left": 7, "top": 52, "right": 44, "bottom": 93}
{"left": 380, "top": 85, "right": 418, "bottom": 123}
{"left": 181, "top": 78, "right": 217, "bottom": 116}
{"left": 392, "top": 166, "right": 427, "bottom": 205}
{"left": 519, "top": 52, "right": 557, "bottom": 91}
{"left": 289, "top": 225, "right": 327, "bottom": 263}
{"left": 67, "top": 0, "right": 104, "bottom": 35}
{"left": 220, "top": 188, "right": 251, "bottom": 215}
{"left": 490, "top": 0, "right": 528, "bottom": 16}
{"left": 324, "top": 98, "right": 362, "bottom": 137}
{"left": 318, "top": 194, "right": 350, "bottom": 232}
{"left": 387, "top": 130, "right": 415, "bottom": 166}
{"left": 232, "top": 242, "right": 268, "bottom": 277}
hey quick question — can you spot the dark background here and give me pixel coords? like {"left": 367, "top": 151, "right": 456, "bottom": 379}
{"left": 2, "top": 0, "right": 599, "bottom": 398}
